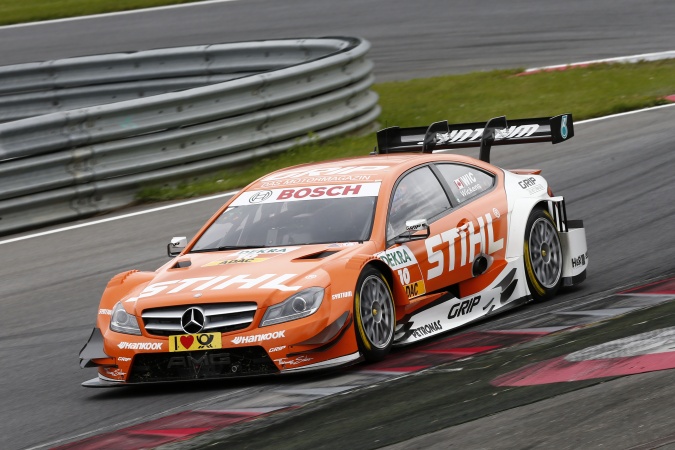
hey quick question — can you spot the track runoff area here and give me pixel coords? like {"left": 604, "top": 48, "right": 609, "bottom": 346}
{"left": 21, "top": 52, "right": 675, "bottom": 449}
{"left": 50, "top": 276, "right": 675, "bottom": 450}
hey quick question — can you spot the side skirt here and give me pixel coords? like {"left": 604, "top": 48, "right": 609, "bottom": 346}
{"left": 280, "top": 352, "right": 362, "bottom": 373}
{"left": 393, "top": 259, "right": 530, "bottom": 346}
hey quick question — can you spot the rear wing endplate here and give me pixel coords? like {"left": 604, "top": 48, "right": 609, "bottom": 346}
{"left": 376, "top": 114, "right": 574, "bottom": 163}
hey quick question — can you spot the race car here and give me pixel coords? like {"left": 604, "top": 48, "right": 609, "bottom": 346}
{"left": 79, "top": 114, "right": 588, "bottom": 386}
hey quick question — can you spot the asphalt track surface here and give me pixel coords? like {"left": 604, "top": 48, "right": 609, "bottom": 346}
{"left": 1, "top": 0, "right": 675, "bottom": 81}
{"left": 1, "top": 106, "right": 673, "bottom": 450}
{"left": 0, "top": 2, "right": 674, "bottom": 449}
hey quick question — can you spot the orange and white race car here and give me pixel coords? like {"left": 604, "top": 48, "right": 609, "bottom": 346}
{"left": 79, "top": 114, "right": 588, "bottom": 386}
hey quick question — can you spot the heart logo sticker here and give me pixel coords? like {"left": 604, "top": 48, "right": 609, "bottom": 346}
{"left": 180, "top": 335, "right": 194, "bottom": 349}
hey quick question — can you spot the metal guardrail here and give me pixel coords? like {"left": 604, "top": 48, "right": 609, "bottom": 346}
{"left": 0, "top": 37, "right": 379, "bottom": 236}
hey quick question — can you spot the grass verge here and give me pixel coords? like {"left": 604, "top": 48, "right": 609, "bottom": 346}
{"left": 138, "top": 59, "right": 675, "bottom": 201}
{"left": 0, "top": 0, "right": 204, "bottom": 26}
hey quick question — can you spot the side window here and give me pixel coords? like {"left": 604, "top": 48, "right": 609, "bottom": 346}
{"left": 436, "top": 164, "right": 495, "bottom": 204}
{"left": 387, "top": 166, "right": 451, "bottom": 240}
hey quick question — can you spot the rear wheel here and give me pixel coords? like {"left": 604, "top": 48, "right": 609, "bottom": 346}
{"left": 524, "top": 208, "right": 563, "bottom": 301}
{"left": 354, "top": 266, "right": 395, "bottom": 362}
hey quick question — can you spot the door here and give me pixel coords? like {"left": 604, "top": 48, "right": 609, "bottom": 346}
{"left": 384, "top": 165, "right": 482, "bottom": 297}
{"left": 434, "top": 163, "right": 508, "bottom": 296}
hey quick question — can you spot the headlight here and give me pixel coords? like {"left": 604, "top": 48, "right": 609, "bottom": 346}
{"left": 260, "top": 287, "right": 324, "bottom": 327}
{"left": 110, "top": 301, "right": 141, "bottom": 335}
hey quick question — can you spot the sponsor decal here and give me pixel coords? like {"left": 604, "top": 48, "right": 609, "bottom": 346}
{"left": 453, "top": 172, "right": 483, "bottom": 197}
{"left": 169, "top": 332, "right": 222, "bottom": 352}
{"left": 275, "top": 355, "right": 313, "bottom": 366}
{"left": 234, "top": 247, "right": 299, "bottom": 257}
{"left": 231, "top": 330, "right": 286, "bottom": 345}
{"left": 117, "top": 342, "right": 163, "bottom": 350}
{"left": 262, "top": 165, "right": 388, "bottom": 181}
{"left": 448, "top": 296, "right": 481, "bottom": 319}
{"left": 332, "top": 291, "right": 353, "bottom": 300}
{"left": 453, "top": 172, "right": 477, "bottom": 189}
{"left": 203, "top": 257, "right": 268, "bottom": 267}
{"left": 426, "top": 213, "right": 504, "bottom": 280}
{"left": 99, "top": 308, "right": 112, "bottom": 315}
{"left": 230, "top": 183, "right": 381, "bottom": 206}
{"left": 138, "top": 274, "right": 303, "bottom": 298}
{"left": 167, "top": 353, "right": 230, "bottom": 371}
{"left": 404, "top": 280, "right": 426, "bottom": 300}
{"left": 277, "top": 185, "right": 365, "bottom": 200}
{"left": 571, "top": 252, "right": 588, "bottom": 269}
{"left": 104, "top": 368, "right": 126, "bottom": 377}
{"left": 406, "top": 222, "right": 426, "bottom": 231}
{"left": 410, "top": 320, "right": 442, "bottom": 339}
{"left": 561, "top": 115, "right": 569, "bottom": 139}
{"left": 269, "top": 346, "right": 286, "bottom": 353}
{"left": 261, "top": 175, "right": 374, "bottom": 188}
{"left": 518, "top": 177, "right": 536, "bottom": 189}
{"left": 117, "top": 357, "right": 132, "bottom": 362}
{"left": 429, "top": 124, "right": 539, "bottom": 145}
{"left": 376, "top": 246, "right": 418, "bottom": 270}
{"left": 328, "top": 242, "right": 358, "bottom": 247}
{"left": 459, "top": 184, "right": 482, "bottom": 197}
{"left": 492, "top": 207, "right": 501, "bottom": 219}
{"left": 518, "top": 177, "right": 545, "bottom": 194}
{"left": 397, "top": 268, "right": 425, "bottom": 299}
{"left": 248, "top": 190, "right": 272, "bottom": 203}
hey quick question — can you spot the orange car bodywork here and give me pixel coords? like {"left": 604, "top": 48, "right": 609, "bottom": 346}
{"left": 80, "top": 152, "right": 587, "bottom": 385}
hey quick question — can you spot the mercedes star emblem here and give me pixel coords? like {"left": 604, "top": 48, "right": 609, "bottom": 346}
{"left": 181, "top": 307, "right": 206, "bottom": 334}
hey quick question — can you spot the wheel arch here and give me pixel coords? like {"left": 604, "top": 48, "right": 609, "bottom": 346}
{"left": 505, "top": 198, "right": 551, "bottom": 259}
{"left": 361, "top": 258, "right": 403, "bottom": 304}
{"left": 353, "top": 263, "right": 396, "bottom": 362}
{"left": 363, "top": 259, "right": 395, "bottom": 290}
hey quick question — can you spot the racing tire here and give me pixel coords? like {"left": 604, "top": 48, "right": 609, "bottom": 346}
{"left": 523, "top": 208, "right": 563, "bottom": 301}
{"left": 354, "top": 266, "right": 395, "bottom": 362}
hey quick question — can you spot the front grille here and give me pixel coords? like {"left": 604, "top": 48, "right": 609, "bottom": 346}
{"left": 141, "top": 302, "right": 257, "bottom": 336}
{"left": 127, "top": 347, "right": 278, "bottom": 383}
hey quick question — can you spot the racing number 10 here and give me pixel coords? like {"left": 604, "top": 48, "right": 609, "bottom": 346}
{"left": 397, "top": 268, "right": 411, "bottom": 285}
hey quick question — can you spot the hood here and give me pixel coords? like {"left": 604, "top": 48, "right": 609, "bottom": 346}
{"left": 130, "top": 243, "right": 368, "bottom": 313}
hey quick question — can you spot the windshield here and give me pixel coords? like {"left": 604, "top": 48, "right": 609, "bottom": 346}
{"left": 192, "top": 190, "right": 378, "bottom": 251}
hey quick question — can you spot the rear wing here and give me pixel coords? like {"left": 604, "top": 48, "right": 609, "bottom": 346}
{"left": 376, "top": 114, "right": 574, "bottom": 163}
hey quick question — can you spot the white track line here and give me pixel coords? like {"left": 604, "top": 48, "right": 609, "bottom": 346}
{"left": 0, "top": 0, "right": 240, "bottom": 30}
{"left": 3, "top": 103, "right": 675, "bottom": 247}
{"left": 0, "top": 190, "right": 238, "bottom": 246}
{"left": 524, "top": 50, "right": 675, "bottom": 73}
{"left": 578, "top": 102, "right": 675, "bottom": 123}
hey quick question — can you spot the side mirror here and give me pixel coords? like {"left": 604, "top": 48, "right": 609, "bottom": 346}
{"left": 167, "top": 236, "right": 187, "bottom": 257}
{"left": 394, "top": 219, "right": 430, "bottom": 244}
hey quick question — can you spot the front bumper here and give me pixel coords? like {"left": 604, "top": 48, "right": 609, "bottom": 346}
{"left": 79, "top": 328, "right": 112, "bottom": 368}
{"left": 79, "top": 308, "right": 355, "bottom": 386}
{"left": 127, "top": 346, "right": 278, "bottom": 383}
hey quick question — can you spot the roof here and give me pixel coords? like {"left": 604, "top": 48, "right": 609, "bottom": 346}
{"left": 247, "top": 153, "right": 483, "bottom": 190}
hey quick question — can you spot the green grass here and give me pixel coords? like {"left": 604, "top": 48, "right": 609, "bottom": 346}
{"left": 0, "top": 0, "right": 204, "bottom": 25}
{"left": 138, "top": 59, "right": 675, "bottom": 201}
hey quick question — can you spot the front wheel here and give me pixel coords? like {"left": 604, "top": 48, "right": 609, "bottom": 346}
{"left": 354, "top": 266, "right": 395, "bottom": 362}
{"left": 523, "top": 208, "right": 563, "bottom": 301}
